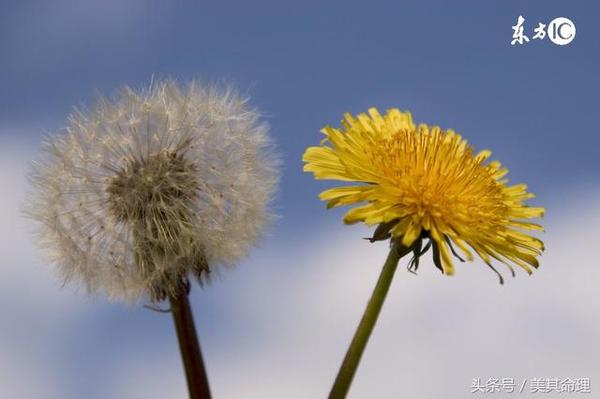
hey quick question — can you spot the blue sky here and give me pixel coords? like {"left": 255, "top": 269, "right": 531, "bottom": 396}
{"left": 1, "top": 1, "right": 599, "bottom": 398}
{"left": 2, "top": 0, "right": 599, "bottom": 214}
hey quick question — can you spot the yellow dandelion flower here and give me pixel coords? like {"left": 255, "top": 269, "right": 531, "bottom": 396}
{"left": 303, "top": 108, "right": 544, "bottom": 282}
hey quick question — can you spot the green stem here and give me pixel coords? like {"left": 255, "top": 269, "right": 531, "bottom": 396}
{"left": 169, "top": 290, "right": 212, "bottom": 399}
{"left": 329, "top": 240, "right": 408, "bottom": 399}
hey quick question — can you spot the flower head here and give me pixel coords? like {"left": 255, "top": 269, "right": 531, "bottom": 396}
{"left": 27, "top": 80, "right": 279, "bottom": 302}
{"left": 303, "top": 108, "right": 544, "bottom": 282}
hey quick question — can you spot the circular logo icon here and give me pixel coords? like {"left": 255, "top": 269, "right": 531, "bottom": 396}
{"left": 548, "top": 17, "right": 576, "bottom": 45}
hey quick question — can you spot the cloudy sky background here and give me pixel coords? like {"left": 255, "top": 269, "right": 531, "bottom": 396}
{"left": 1, "top": 1, "right": 599, "bottom": 398}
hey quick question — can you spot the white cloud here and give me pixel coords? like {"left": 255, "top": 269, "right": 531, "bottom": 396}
{"left": 206, "top": 193, "right": 600, "bottom": 398}
{"left": 1, "top": 134, "right": 598, "bottom": 398}
{"left": 108, "top": 353, "right": 187, "bottom": 399}
{"left": 0, "top": 134, "right": 95, "bottom": 398}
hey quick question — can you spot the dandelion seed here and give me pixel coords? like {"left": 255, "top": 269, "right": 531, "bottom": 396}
{"left": 26, "top": 79, "right": 279, "bottom": 303}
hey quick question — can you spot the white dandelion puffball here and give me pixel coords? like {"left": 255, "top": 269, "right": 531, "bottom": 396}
{"left": 27, "top": 80, "right": 279, "bottom": 303}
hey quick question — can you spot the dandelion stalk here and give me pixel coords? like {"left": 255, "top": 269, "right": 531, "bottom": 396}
{"left": 329, "top": 240, "right": 410, "bottom": 399}
{"left": 169, "top": 288, "right": 211, "bottom": 399}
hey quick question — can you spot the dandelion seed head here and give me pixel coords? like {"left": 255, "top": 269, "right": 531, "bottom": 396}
{"left": 26, "top": 79, "right": 279, "bottom": 302}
